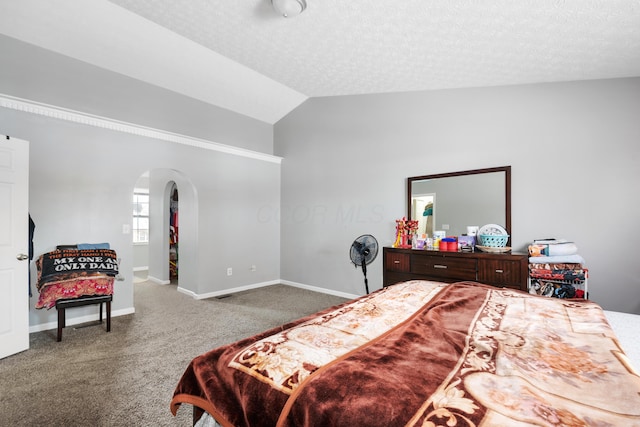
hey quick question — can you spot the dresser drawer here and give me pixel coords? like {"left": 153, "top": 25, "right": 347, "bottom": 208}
{"left": 478, "top": 259, "right": 522, "bottom": 288}
{"left": 410, "top": 254, "right": 477, "bottom": 281}
{"left": 384, "top": 247, "right": 527, "bottom": 290}
{"left": 385, "top": 251, "right": 410, "bottom": 272}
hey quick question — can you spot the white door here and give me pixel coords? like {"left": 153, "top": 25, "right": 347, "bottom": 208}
{"left": 0, "top": 135, "right": 29, "bottom": 359}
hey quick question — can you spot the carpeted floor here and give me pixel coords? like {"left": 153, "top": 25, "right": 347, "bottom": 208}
{"left": 0, "top": 282, "right": 348, "bottom": 426}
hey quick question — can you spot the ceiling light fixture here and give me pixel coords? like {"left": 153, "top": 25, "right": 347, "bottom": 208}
{"left": 271, "top": 0, "right": 307, "bottom": 18}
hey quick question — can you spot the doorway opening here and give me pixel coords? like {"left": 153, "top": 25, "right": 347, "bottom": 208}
{"left": 169, "top": 182, "right": 179, "bottom": 284}
{"left": 411, "top": 193, "right": 436, "bottom": 238}
{"left": 132, "top": 168, "right": 198, "bottom": 297}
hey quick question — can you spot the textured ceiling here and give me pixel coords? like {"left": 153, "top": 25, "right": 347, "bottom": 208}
{"left": 2, "top": 0, "right": 640, "bottom": 124}
{"left": 109, "top": 0, "right": 640, "bottom": 96}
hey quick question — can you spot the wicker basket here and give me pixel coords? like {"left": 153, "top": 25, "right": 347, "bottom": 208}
{"left": 478, "top": 234, "right": 509, "bottom": 247}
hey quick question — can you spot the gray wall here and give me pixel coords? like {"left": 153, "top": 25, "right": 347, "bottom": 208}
{"left": 0, "top": 35, "right": 280, "bottom": 329}
{"left": 3, "top": 34, "right": 639, "bottom": 324}
{"left": 0, "top": 108, "right": 281, "bottom": 329}
{"left": 0, "top": 35, "right": 273, "bottom": 153}
{"left": 132, "top": 245, "right": 149, "bottom": 270}
{"left": 275, "top": 78, "right": 640, "bottom": 314}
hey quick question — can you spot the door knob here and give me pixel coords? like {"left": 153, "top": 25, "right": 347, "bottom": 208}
{"left": 16, "top": 253, "right": 29, "bottom": 261}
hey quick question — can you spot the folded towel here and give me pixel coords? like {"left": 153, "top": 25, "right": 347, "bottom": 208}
{"left": 528, "top": 242, "right": 578, "bottom": 257}
{"left": 533, "top": 238, "right": 568, "bottom": 244}
{"left": 528, "top": 254, "right": 586, "bottom": 265}
{"left": 77, "top": 242, "right": 110, "bottom": 250}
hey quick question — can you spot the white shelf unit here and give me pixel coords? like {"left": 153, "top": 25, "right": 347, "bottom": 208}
{"left": 528, "top": 272, "right": 588, "bottom": 299}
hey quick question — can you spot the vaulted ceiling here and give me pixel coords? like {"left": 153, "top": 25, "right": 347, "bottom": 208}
{"left": 2, "top": 0, "right": 639, "bottom": 124}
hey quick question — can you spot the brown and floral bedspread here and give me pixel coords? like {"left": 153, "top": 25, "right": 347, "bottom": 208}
{"left": 34, "top": 248, "right": 118, "bottom": 309}
{"left": 34, "top": 275, "right": 114, "bottom": 309}
{"left": 170, "top": 280, "right": 640, "bottom": 427}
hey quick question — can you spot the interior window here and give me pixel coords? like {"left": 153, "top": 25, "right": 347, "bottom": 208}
{"left": 132, "top": 188, "right": 149, "bottom": 243}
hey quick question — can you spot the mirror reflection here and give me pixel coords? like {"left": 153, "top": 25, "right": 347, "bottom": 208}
{"left": 408, "top": 167, "right": 511, "bottom": 239}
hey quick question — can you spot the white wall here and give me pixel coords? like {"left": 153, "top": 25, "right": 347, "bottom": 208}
{"left": 0, "top": 35, "right": 281, "bottom": 330}
{"left": 0, "top": 108, "right": 281, "bottom": 329}
{"left": 275, "top": 77, "right": 640, "bottom": 314}
{"left": 132, "top": 244, "right": 149, "bottom": 270}
{"left": 0, "top": 35, "right": 273, "bottom": 154}
{"left": 3, "top": 34, "right": 639, "bottom": 323}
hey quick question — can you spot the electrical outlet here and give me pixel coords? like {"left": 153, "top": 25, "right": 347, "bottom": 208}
{"left": 226, "top": 267, "right": 232, "bottom": 276}
{"left": 250, "top": 265, "right": 256, "bottom": 272}
{"left": 442, "top": 224, "right": 450, "bottom": 230}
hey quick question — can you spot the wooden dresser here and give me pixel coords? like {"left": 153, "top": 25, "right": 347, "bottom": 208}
{"left": 383, "top": 247, "right": 528, "bottom": 291}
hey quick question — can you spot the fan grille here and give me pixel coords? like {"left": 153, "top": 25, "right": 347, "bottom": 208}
{"left": 350, "top": 235, "right": 378, "bottom": 266}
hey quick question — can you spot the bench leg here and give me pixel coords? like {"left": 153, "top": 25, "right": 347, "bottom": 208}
{"left": 106, "top": 300, "right": 111, "bottom": 333}
{"left": 57, "top": 308, "right": 65, "bottom": 342}
{"left": 99, "top": 302, "right": 104, "bottom": 323}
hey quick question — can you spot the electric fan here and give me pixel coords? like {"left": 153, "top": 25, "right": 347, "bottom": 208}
{"left": 349, "top": 234, "right": 379, "bottom": 294}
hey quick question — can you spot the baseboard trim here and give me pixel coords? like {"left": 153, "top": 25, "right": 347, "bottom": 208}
{"left": 147, "top": 275, "right": 171, "bottom": 285}
{"left": 28, "top": 281, "right": 360, "bottom": 333}
{"left": 180, "top": 279, "right": 360, "bottom": 301}
{"left": 180, "top": 280, "right": 281, "bottom": 300}
{"left": 28, "top": 307, "right": 135, "bottom": 333}
{"left": 280, "top": 280, "right": 360, "bottom": 300}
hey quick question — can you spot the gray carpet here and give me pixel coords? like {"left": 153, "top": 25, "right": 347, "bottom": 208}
{"left": 0, "top": 282, "right": 348, "bottom": 426}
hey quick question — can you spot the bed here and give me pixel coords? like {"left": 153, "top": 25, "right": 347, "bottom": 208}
{"left": 170, "top": 280, "right": 640, "bottom": 426}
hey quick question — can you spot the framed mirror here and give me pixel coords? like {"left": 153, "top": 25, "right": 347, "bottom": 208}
{"left": 407, "top": 166, "right": 511, "bottom": 242}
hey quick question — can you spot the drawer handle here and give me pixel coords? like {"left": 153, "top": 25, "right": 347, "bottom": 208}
{"left": 434, "top": 264, "right": 447, "bottom": 269}
{"left": 495, "top": 269, "right": 504, "bottom": 274}
{"left": 393, "top": 260, "right": 400, "bottom": 264}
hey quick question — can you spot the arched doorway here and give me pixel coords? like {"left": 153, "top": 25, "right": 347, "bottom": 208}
{"left": 132, "top": 169, "right": 198, "bottom": 296}
{"left": 169, "top": 181, "right": 179, "bottom": 283}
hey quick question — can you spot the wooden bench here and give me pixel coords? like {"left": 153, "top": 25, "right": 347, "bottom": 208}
{"left": 55, "top": 295, "right": 112, "bottom": 342}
